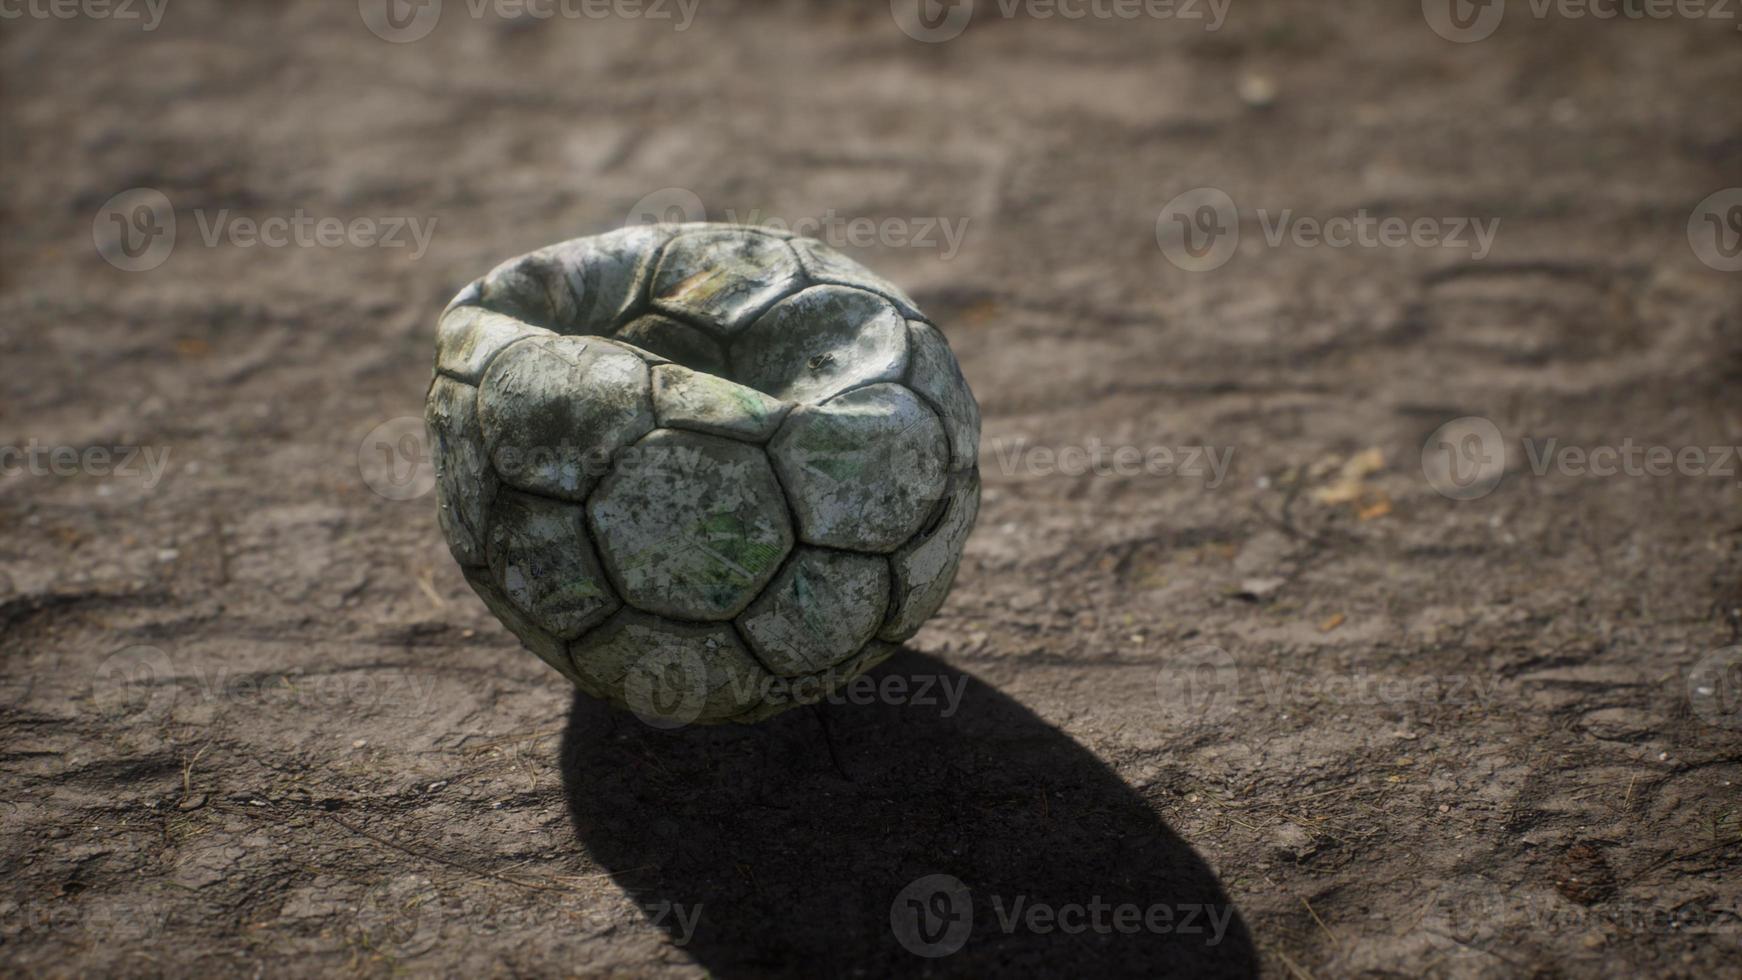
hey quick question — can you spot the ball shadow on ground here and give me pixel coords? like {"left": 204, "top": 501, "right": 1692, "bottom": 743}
{"left": 560, "top": 649, "right": 1258, "bottom": 977}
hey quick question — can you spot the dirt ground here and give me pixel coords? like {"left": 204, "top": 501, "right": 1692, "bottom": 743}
{"left": 4, "top": 1, "right": 1742, "bottom": 976}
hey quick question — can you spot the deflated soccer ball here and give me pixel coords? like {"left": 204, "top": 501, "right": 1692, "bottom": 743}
{"left": 427, "top": 224, "right": 981, "bottom": 725}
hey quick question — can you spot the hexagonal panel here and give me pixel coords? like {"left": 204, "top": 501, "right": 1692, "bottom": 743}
{"left": 652, "top": 365, "right": 791, "bottom": 443}
{"left": 650, "top": 229, "right": 803, "bottom": 335}
{"left": 737, "top": 547, "right": 890, "bottom": 676}
{"left": 905, "top": 320, "right": 981, "bottom": 472}
{"left": 435, "top": 306, "right": 547, "bottom": 385}
{"left": 616, "top": 314, "right": 726, "bottom": 376}
{"left": 478, "top": 336, "right": 654, "bottom": 501}
{"left": 789, "top": 237, "right": 924, "bottom": 319}
{"left": 461, "top": 566, "right": 589, "bottom": 691}
{"left": 732, "top": 285, "right": 909, "bottom": 404}
{"left": 881, "top": 470, "right": 981, "bottom": 642}
{"left": 587, "top": 429, "right": 793, "bottom": 620}
{"left": 570, "top": 609, "right": 770, "bottom": 725}
{"left": 485, "top": 489, "right": 620, "bottom": 640}
{"left": 426, "top": 376, "right": 494, "bottom": 567}
{"left": 769, "top": 383, "right": 948, "bottom": 552}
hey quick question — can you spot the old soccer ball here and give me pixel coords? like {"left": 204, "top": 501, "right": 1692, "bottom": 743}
{"left": 426, "top": 224, "right": 981, "bottom": 725}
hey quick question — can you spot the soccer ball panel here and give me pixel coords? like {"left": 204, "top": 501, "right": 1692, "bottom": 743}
{"left": 769, "top": 382, "right": 948, "bottom": 553}
{"left": 650, "top": 228, "right": 803, "bottom": 335}
{"left": 426, "top": 375, "right": 494, "bottom": 567}
{"left": 586, "top": 429, "right": 794, "bottom": 621}
{"left": 435, "top": 305, "right": 549, "bottom": 385}
{"left": 615, "top": 314, "right": 726, "bottom": 377}
{"left": 574, "top": 609, "right": 770, "bottom": 726}
{"left": 789, "top": 237, "right": 923, "bottom": 320}
{"left": 485, "top": 489, "right": 620, "bottom": 640}
{"left": 731, "top": 285, "right": 909, "bottom": 405}
{"left": 737, "top": 547, "right": 890, "bottom": 676}
{"left": 461, "top": 565, "right": 593, "bottom": 692}
{"left": 479, "top": 250, "right": 579, "bottom": 330}
{"left": 881, "top": 470, "right": 980, "bottom": 642}
{"left": 477, "top": 335, "right": 654, "bottom": 501}
{"left": 557, "top": 225, "right": 675, "bottom": 334}
{"left": 650, "top": 364, "right": 791, "bottom": 443}
{"left": 905, "top": 320, "right": 981, "bottom": 473}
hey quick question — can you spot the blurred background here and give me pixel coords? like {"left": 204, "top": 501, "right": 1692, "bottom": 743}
{"left": 3, "top": 0, "right": 1741, "bottom": 976}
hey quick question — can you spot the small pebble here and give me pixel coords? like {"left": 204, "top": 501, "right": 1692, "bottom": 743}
{"left": 1238, "top": 73, "right": 1277, "bottom": 109}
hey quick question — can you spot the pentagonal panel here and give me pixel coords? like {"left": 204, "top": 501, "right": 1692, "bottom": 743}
{"left": 789, "top": 238, "right": 924, "bottom": 320}
{"left": 435, "top": 306, "right": 548, "bottom": 384}
{"left": 652, "top": 365, "right": 791, "bottom": 443}
{"left": 587, "top": 429, "right": 793, "bottom": 620}
{"left": 478, "top": 336, "right": 654, "bottom": 501}
{"left": 650, "top": 229, "right": 803, "bottom": 334}
{"left": 570, "top": 609, "right": 770, "bottom": 725}
{"left": 769, "top": 383, "right": 948, "bottom": 552}
{"left": 905, "top": 320, "right": 981, "bottom": 472}
{"left": 881, "top": 470, "right": 981, "bottom": 642}
{"left": 616, "top": 314, "right": 726, "bottom": 376}
{"left": 556, "top": 225, "right": 677, "bottom": 334}
{"left": 480, "top": 250, "right": 579, "bottom": 330}
{"left": 426, "top": 376, "right": 494, "bottom": 567}
{"left": 461, "top": 566, "right": 590, "bottom": 692}
{"left": 733, "top": 286, "right": 909, "bottom": 404}
{"left": 485, "top": 490, "right": 620, "bottom": 640}
{"left": 738, "top": 548, "right": 890, "bottom": 676}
